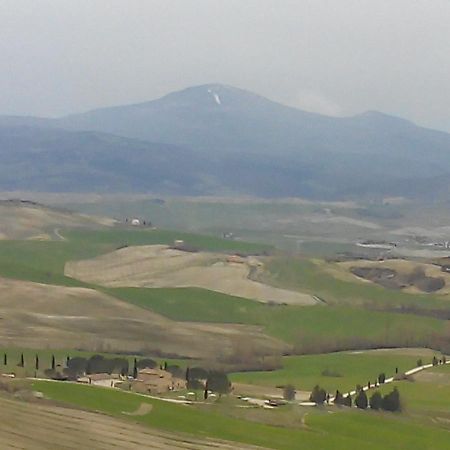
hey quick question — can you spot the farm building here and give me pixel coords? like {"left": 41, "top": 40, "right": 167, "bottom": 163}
{"left": 77, "top": 373, "right": 123, "bottom": 387}
{"left": 133, "top": 368, "right": 186, "bottom": 395}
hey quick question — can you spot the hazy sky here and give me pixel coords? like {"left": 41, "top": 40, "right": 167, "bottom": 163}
{"left": 1, "top": 0, "right": 449, "bottom": 131}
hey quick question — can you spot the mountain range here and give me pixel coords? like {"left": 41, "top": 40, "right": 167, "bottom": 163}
{"left": 1, "top": 83, "right": 450, "bottom": 199}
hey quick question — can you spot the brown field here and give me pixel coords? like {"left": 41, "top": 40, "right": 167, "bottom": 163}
{"left": 65, "top": 245, "right": 316, "bottom": 305}
{"left": 0, "top": 199, "right": 114, "bottom": 240}
{"left": 0, "top": 395, "right": 260, "bottom": 449}
{"left": 0, "top": 277, "right": 287, "bottom": 359}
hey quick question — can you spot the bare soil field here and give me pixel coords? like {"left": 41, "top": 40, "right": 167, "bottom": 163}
{"left": 65, "top": 245, "right": 316, "bottom": 305}
{"left": 0, "top": 277, "right": 287, "bottom": 358}
{"left": 0, "top": 395, "right": 259, "bottom": 449}
{"left": 0, "top": 199, "right": 114, "bottom": 240}
{"left": 330, "top": 259, "right": 450, "bottom": 294}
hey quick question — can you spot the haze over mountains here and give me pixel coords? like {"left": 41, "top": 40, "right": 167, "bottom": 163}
{"left": 1, "top": 84, "right": 450, "bottom": 199}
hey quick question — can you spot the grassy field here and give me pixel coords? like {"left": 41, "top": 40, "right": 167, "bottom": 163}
{"left": 0, "top": 228, "right": 270, "bottom": 286}
{"left": 264, "top": 257, "right": 450, "bottom": 312}
{"left": 30, "top": 380, "right": 450, "bottom": 450}
{"left": 230, "top": 349, "right": 440, "bottom": 393}
{"left": 111, "top": 287, "right": 446, "bottom": 352}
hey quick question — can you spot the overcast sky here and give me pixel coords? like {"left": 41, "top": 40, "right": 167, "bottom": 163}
{"left": 1, "top": 0, "right": 449, "bottom": 131}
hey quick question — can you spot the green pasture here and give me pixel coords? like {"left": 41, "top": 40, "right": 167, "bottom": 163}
{"left": 230, "top": 350, "right": 440, "bottom": 393}
{"left": 265, "top": 257, "right": 450, "bottom": 311}
{"left": 0, "top": 228, "right": 269, "bottom": 285}
{"left": 111, "top": 287, "right": 446, "bottom": 352}
{"left": 31, "top": 380, "right": 450, "bottom": 450}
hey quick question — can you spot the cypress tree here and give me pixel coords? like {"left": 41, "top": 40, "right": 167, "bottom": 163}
{"left": 369, "top": 391, "right": 383, "bottom": 410}
{"left": 66, "top": 355, "right": 70, "bottom": 366}
{"left": 51, "top": 355, "right": 55, "bottom": 371}
{"left": 185, "top": 367, "right": 190, "bottom": 382}
{"left": 133, "top": 358, "right": 138, "bottom": 379}
{"left": 19, "top": 353, "right": 24, "bottom": 367}
{"left": 355, "top": 389, "right": 368, "bottom": 409}
{"left": 3, "top": 353, "right": 7, "bottom": 365}
{"left": 35, "top": 354, "right": 39, "bottom": 371}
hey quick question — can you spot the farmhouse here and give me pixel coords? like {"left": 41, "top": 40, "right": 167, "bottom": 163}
{"left": 77, "top": 373, "right": 123, "bottom": 387}
{"left": 133, "top": 368, "right": 186, "bottom": 395}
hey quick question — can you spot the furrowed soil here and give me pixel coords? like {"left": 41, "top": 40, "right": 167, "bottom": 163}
{"left": 0, "top": 395, "right": 261, "bottom": 449}
{"left": 65, "top": 245, "right": 316, "bottom": 305}
{"left": 0, "top": 277, "right": 287, "bottom": 359}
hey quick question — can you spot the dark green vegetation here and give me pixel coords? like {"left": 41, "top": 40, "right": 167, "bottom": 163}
{"left": 0, "top": 348, "right": 191, "bottom": 378}
{"left": 30, "top": 380, "right": 450, "bottom": 450}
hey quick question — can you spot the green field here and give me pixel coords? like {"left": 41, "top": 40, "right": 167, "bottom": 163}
{"left": 265, "top": 257, "right": 450, "bottom": 312}
{"left": 30, "top": 380, "right": 450, "bottom": 450}
{"left": 230, "top": 350, "right": 440, "bottom": 393}
{"left": 0, "top": 228, "right": 270, "bottom": 286}
{"left": 111, "top": 287, "right": 446, "bottom": 352}
{"left": 375, "top": 363, "right": 450, "bottom": 414}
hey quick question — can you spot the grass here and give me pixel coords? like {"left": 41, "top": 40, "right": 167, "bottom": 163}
{"left": 0, "top": 228, "right": 269, "bottom": 286}
{"left": 265, "top": 257, "right": 450, "bottom": 312}
{"left": 230, "top": 350, "right": 440, "bottom": 393}
{"left": 110, "top": 286, "right": 446, "bottom": 351}
{"left": 30, "top": 380, "right": 450, "bottom": 450}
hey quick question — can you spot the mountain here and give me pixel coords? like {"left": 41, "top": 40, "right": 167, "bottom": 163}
{"left": 0, "top": 126, "right": 217, "bottom": 194}
{"left": 1, "top": 84, "right": 450, "bottom": 199}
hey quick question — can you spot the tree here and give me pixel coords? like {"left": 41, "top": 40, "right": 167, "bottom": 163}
{"left": 355, "top": 389, "right": 368, "bottom": 409}
{"left": 283, "top": 384, "right": 296, "bottom": 401}
{"left": 334, "top": 390, "right": 344, "bottom": 406}
{"left": 416, "top": 359, "right": 423, "bottom": 367}
{"left": 378, "top": 373, "right": 386, "bottom": 384}
{"left": 19, "top": 353, "right": 24, "bottom": 368}
{"left": 185, "top": 367, "right": 190, "bottom": 382}
{"left": 204, "top": 380, "right": 209, "bottom": 400}
{"left": 342, "top": 395, "right": 352, "bottom": 407}
{"left": 51, "top": 355, "right": 55, "bottom": 371}
{"left": 432, "top": 356, "right": 439, "bottom": 366}
{"left": 65, "top": 357, "right": 87, "bottom": 378}
{"left": 133, "top": 358, "right": 138, "bottom": 379}
{"left": 3, "top": 353, "right": 7, "bottom": 365}
{"left": 310, "top": 385, "right": 327, "bottom": 405}
{"left": 382, "top": 388, "right": 401, "bottom": 412}
{"left": 66, "top": 355, "right": 70, "bottom": 367}
{"left": 369, "top": 391, "right": 383, "bottom": 410}
{"left": 136, "top": 358, "right": 157, "bottom": 370}
{"left": 35, "top": 354, "right": 39, "bottom": 371}
{"left": 206, "top": 371, "right": 231, "bottom": 394}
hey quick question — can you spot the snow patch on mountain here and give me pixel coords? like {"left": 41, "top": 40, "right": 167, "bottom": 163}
{"left": 207, "top": 89, "right": 222, "bottom": 105}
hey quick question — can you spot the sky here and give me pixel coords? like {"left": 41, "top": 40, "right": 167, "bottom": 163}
{"left": 0, "top": 0, "right": 449, "bottom": 132}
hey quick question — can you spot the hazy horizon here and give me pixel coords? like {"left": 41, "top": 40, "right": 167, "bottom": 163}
{"left": 1, "top": 0, "right": 450, "bottom": 132}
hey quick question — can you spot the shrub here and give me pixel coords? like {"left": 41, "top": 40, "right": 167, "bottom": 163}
{"left": 283, "top": 384, "right": 296, "bottom": 401}
{"left": 369, "top": 391, "right": 383, "bottom": 410}
{"left": 382, "top": 388, "right": 401, "bottom": 412}
{"left": 355, "top": 389, "right": 368, "bottom": 409}
{"left": 310, "top": 385, "right": 327, "bottom": 404}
